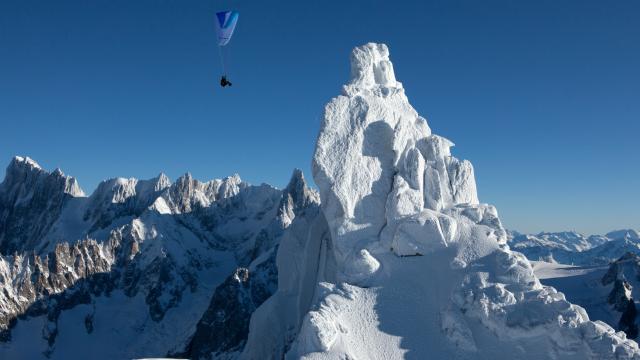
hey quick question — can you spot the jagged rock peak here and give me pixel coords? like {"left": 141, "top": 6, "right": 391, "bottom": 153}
{"left": 218, "top": 173, "right": 243, "bottom": 199}
{"left": 287, "top": 168, "right": 305, "bottom": 186}
{"left": 174, "top": 172, "right": 241, "bottom": 190}
{"left": 283, "top": 168, "right": 320, "bottom": 208}
{"left": 11, "top": 156, "right": 42, "bottom": 171}
{"left": 0, "top": 157, "right": 85, "bottom": 254}
{"left": 155, "top": 172, "right": 172, "bottom": 191}
{"left": 1, "top": 156, "right": 85, "bottom": 198}
{"left": 276, "top": 169, "right": 320, "bottom": 227}
{"left": 602, "top": 252, "right": 640, "bottom": 286}
{"left": 92, "top": 177, "right": 139, "bottom": 204}
{"left": 162, "top": 172, "right": 246, "bottom": 214}
{"left": 90, "top": 173, "right": 171, "bottom": 205}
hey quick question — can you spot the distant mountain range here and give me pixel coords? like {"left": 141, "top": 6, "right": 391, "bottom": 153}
{"left": 509, "top": 229, "right": 640, "bottom": 265}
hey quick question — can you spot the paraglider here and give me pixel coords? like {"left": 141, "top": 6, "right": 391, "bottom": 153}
{"left": 214, "top": 10, "right": 239, "bottom": 88}
{"left": 220, "top": 76, "right": 232, "bottom": 87}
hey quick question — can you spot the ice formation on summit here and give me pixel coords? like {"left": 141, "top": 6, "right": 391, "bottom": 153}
{"left": 312, "top": 42, "right": 492, "bottom": 282}
{"left": 243, "top": 43, "right": 640, "bottom": 359}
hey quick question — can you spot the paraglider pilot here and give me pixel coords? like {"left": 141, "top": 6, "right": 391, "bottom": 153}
{"left": 220, "top": 76, "right": 232, "bottom": 87}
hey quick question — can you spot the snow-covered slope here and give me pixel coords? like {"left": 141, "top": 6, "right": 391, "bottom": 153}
{"left": 534, "top": 253, "right": 640, "bottom": 342}
{"left": 0, "top": 157, "right": 320, "bottom": 359}
{"left": 510, "top": 230, "right": 640, "bottom": 265}
{"left": 602, "top": 253, "right": 640, "bottom": 339}
{"left": 243, "top": 43, "right": 640, "bottom": 359}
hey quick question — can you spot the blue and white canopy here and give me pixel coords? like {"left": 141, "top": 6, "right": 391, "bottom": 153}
{"left": 215, "top": 11, "right": 239, "bottom": 46}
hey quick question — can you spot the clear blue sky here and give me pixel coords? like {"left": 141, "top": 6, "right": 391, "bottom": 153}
{"left": 1, "top": 0, "right": 638, "bottom": 235}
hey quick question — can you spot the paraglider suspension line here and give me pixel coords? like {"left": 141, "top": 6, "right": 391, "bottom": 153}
{"left": 217, "top": 45, "right": 227, "bottom": 76}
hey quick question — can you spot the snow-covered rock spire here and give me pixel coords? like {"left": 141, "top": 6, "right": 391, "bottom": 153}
{"left": 313, "top": 42, "right": 486, "bottom": 284}
{"left": 290, "top": 43, "right": 640, "bottom": 359}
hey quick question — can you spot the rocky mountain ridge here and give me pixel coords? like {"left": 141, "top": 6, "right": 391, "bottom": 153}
{"left": 0, "top": 156, "right": 319, "bottom": 359}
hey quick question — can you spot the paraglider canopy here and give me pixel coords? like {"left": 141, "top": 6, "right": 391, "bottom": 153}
{"left": 215, "top": 10, "right": 238, "bottom": 88}
{"left": 215, "top": 11, "right": 239, "bottom": 46}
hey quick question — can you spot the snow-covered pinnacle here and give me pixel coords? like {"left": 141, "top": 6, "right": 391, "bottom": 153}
{"left": 283, "top": 169, "right": 320, "bottom": 209}
{"left": 313, "top": 43, "right": 482, "bottom": 283}
{"left": 346, "top": 43, "right": 401, "bottom": 95}
{"left": 162, "top": 172, "right": 244, "bottom": 213}
{"left": 278, "top": 169, "right": 320, "bottom": 227}
{"left": 297, "top": 43, "right": 640, "bottom": 359}
{"left": 155, "top": 172, "right": 172, "bottom": 191}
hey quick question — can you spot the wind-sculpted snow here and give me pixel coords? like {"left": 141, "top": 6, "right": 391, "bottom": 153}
{"left": 0, "top": 157, "right": 320, "bottom": 359}
{"left": 243, "top": 43, "right": 640, "bottom": 359}
{"left": 533, "top": 253, "right": 640, "bottom": 344}
{"left": 311, "top": 43, "right": 490, "bottom": 284}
